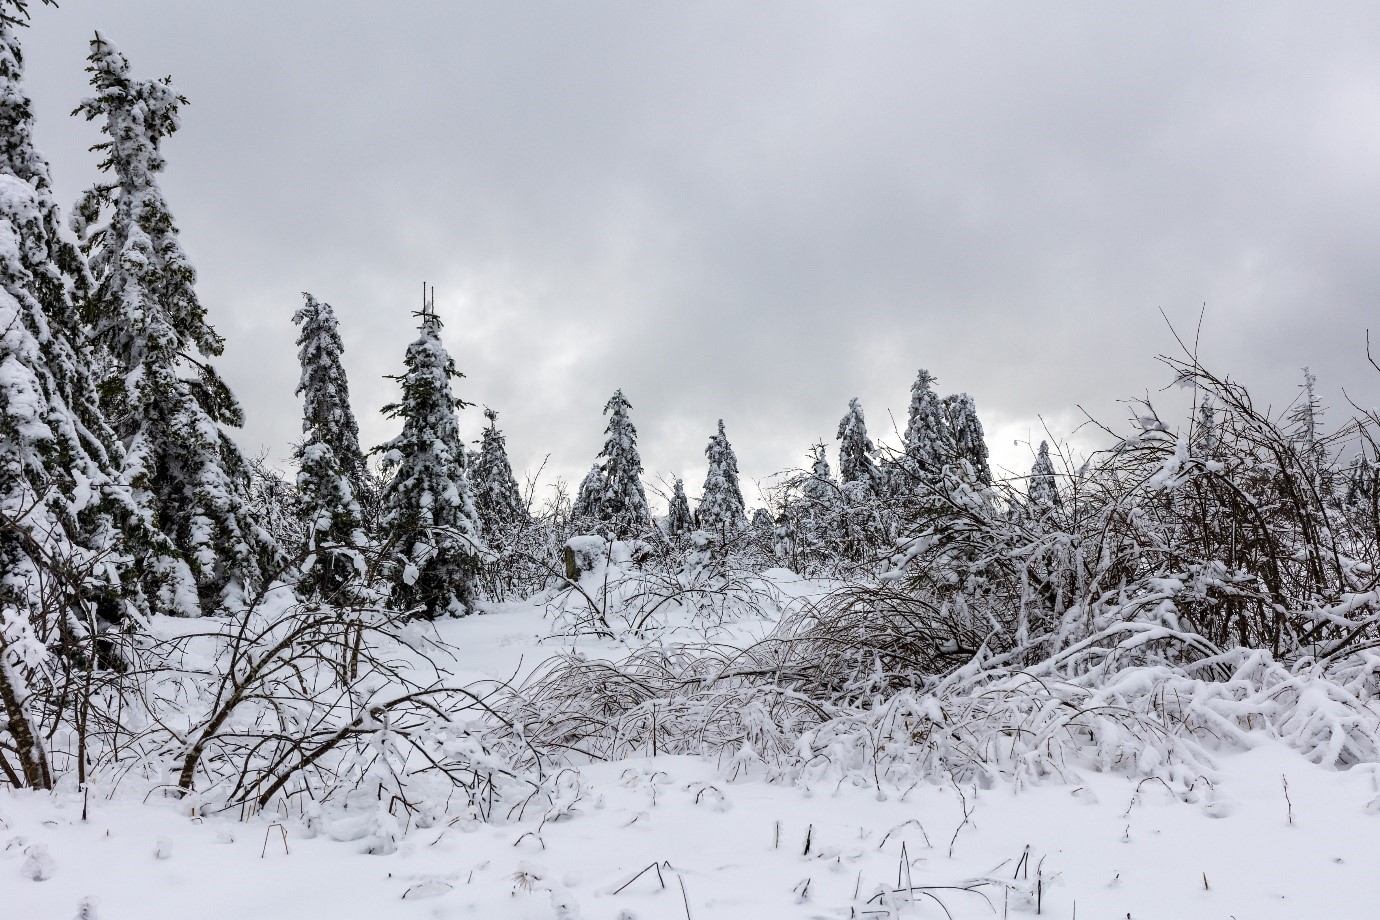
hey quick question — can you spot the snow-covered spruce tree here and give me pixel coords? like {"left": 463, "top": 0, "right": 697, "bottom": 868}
{"left": 1027, "top": 440, "right": 1061, "bottom": 514}
{"left": 1345, "top": 451, "right": 1373, "bottom": 508}
{"left": 471, "top": 407, "right": 528, "bottom": 542}
{"left": 664, "top": 476, "right": 694, "bottom": 540}
{"left": 835, "top": 397, "right": 888, "bottom": 562}
{"left": 902, "top": 369, "right": 951, "bottom": 483}
{"left": 293, "top": 293, "right": 369, "bottom": 502}
{"left": 1191, "top": 398, "right": 1220, "bottom": 458}
{"left": 836, "top": 397, "right": 880, "bottom": 489}
{"left": 73, "top": 34, "right": 279, "bottom": 614}
{"left": 375, "top": 306, "right": 485, "bottom": 617}
{"left": 771, "top": 509, "right": 795, "bottom": 561}
{"left": 245, "top": 456, "right": 303, "bottom": 551}
{"left": 696, "top": 419, "right": 746, "bottom": 533}
{"left": 572, "top": 463, "right": 603, "bottom": 522}
{"left": 785, "top": 442, "right": 838, "bottom": 570}
{"left": 1286, "top": 367, "right": 1330, "bottom": 477}
{"left": 292, "top": 293, "right": 367, "bottom": 598}
{"left": 293, "top": 439, "right": 364, "bottom": 600}
{"left": 941, "top": 392, "right": 992, "bottom": 485}
{"left": 594, "top": 389, "right": 650, "bottom": 536}
{"left": 0, "top": 0, "right": 135, "bottom": 790}
{"left": 1287, "top": 367, "right": 1322, "bottom": 448}
{"left": 801, "top": 441, "right": 835, "bottom": 504}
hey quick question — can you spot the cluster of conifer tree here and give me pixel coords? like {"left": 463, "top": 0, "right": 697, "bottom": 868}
{"left": 0, "top": 6, "right": 539, "bottom": 650}
{"left": 1, "top": 2, "right": 1052, "bottom": 650}
{"left": 7, "top": 0, "right": 1373, "bottom": 642}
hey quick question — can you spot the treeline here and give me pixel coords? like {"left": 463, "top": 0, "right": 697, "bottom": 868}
{"left": 1, "top": 3, "right": 1005, "bottom": 632}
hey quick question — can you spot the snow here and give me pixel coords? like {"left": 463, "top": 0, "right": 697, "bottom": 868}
{"left": 7, "top": 587, "right": 1380, "bottom": 919}
{"left": 4, "top": 723, "right": 1377, "bottom": 918}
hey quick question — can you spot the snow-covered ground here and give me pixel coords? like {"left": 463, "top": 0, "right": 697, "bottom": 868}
{"left": 5, "top": 581, "right": 1380, "bottom": 919}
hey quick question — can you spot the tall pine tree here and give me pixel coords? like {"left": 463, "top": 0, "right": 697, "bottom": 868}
{"left": 801, "top": 441, "right": 835, "bottom": 504}
{"left": 294, "top": 440, "right": 364, "bottom": 599}
{"left": 0, "top": 0, "right": 134, "bottom": 789}
{"left": 665, "top": 476, "right": 694, "bottom": 539}
{"left": 594, "top": 389, "right": 649, "bottom": 536}
{"left": 73, "top": 34, "right": 278, "bottom": 613}
{"left": 1286, "top": 367, "right": 1328, "bottom": 472}
{"left": 836, "top": 397, "right": 879, "bottom": 489}
{"left": 471, "top": 407, "right": 527, "bottom": 541}
{"left": 292, "top": 295, "right": 366, "bottom": 599}
{"left": 293, "top": 293, "right": 367, "bottom": 499}
{"left": 902, "top": 369, "right": 950, "bottom": 482}
{"left": 375, "top": 302, "right": 484, "bottom": 617}
{"left": 1027, "top": 440, "right": 1061, "bottom": 514}
{"left": 941, "top": 392, "right": 992, "bottom": 485}
{"left": 696, "top": 419, "right": 746, "bottom": 532}
{"left": 572, "top": 463, "right": 603, "bottom": 522}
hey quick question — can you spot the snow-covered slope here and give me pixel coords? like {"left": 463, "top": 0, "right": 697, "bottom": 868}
{"left": 5, "top": 583, "right": 1380, "bottom": 920}
{"left": 5, "top": 736, "right": 1377, "bottom": 918}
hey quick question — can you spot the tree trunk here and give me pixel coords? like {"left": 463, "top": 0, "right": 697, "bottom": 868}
{"left": 0, "top": 641, "right": 54, "bottom": 790}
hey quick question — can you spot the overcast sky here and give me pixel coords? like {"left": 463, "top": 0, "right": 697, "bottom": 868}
{"left": 18, "top": 1, "right": 1380, "bottom": 508}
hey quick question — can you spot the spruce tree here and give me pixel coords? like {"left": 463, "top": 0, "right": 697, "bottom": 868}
{"left": 791, "top": 442, "right": 837, "bottom": 563}
{"left": 291, "top": 295, "right": 366, "bottom": 598}
{"left": 572, "top": 463, "right": 603, "bottom": 522}
{"left": 1345, "top": 452, "right": 1373, "bottom": 507}
{"left": 802, "top": 441, "right": 835, "bottom": 504}
{"left": 0, "top": 0, "right": 133, "bottom": 789}
{"left": 293, "top": 293, "right": 368, "bottom": 500}
{"left": 376, "top": 304, "right": 484, "bottom": 617}
{"left": 294, "top": 440, "right": 364, "bottom": 598}
{"left": 595, "top": 389, "right": 650, "bottom": 536}
{"left": 1286, "top": 367, "right": 1328, "bottom": 471}
{"left": 836, "top": 397, "right": 879, "bottom": 489}
{"left": 1028, "top": 440, "right": 1061, "bottom": 514}
{"left": 471, "top": 407, "right": 527, "bottom": 541}
{"left": 771, "top": 509, "right": 796, "bottom": 561}
{"left": 941, "top": 392, "right": 992, "bottom": 484}
{"left": 1191, "top": 399, "right": 1220, "bottom": 457}
{"left": 696, "top": 419, "right": 746, "bottom": 532}
{"left": 73, "top": 34, "right": 277, "bottom": 613}
{"left": 902, "top": 369, "right": 951, "bottom": 482}
{"left": 665, "top": 476, "right": 694, "bottom": 539}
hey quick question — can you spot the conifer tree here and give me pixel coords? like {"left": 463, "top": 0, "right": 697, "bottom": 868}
{"left": 0, "top": 0, "right": 133, "bottom": 789}
{"left": 791, "top": 442, "right": 837, "bottom": 563}
{"left": 696, "top": 419, "right": 746, "bottom": 532}
{"left": 771, "top": 510, "right": 796, "bottom": 561}
{"left": 73, "top": 34, "right": 278, "bottom": 613}
{"left": 801, "top": 441, "right": 836, "bottom": 504}
{"left": 1286, "top": 367, "right": 1328, "bottom": 470}
{"left": 290, "top": 296, "right": 366, "bottom": 597}
{"left": 376, "top": 303, "right": 484, "bottom": 617}
{"left": 836, "top": 397, "right": 879, "bottom": 489}
{"left": 941, "top": 392, "right": 992, "bottom": 484}
{"left": 1027, "top": 440, "right": 1061, "bottom": 514}
{"left": 293, "top": 440, "right": 364, "bottom": 599}
{"left": 293, "top": 293, "right": 367, "bottom": 500}
{"left": 1345, "top": 452, "right": 1373, "bottom": 507}
{"left": 471, "top": 408, "right": 528, "bottom": 541}
{"left": 1191, "top": 399, "right": 1220, "bottom": 457}
{"left": 572, "top": 463, "right": 603, "bottom": 522}
{"left": 665, "top": 476, "right": 694, "bottom": 539}
{"left": 595, "top": 389, "right": 650, "bottom": 536}
{"left": 903, "top": 369, "right": 951, "bottom": 481}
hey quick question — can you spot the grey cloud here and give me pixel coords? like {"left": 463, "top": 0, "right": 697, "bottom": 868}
{"left": 19, "top": 0, "right": 1380, "bottom": 505}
